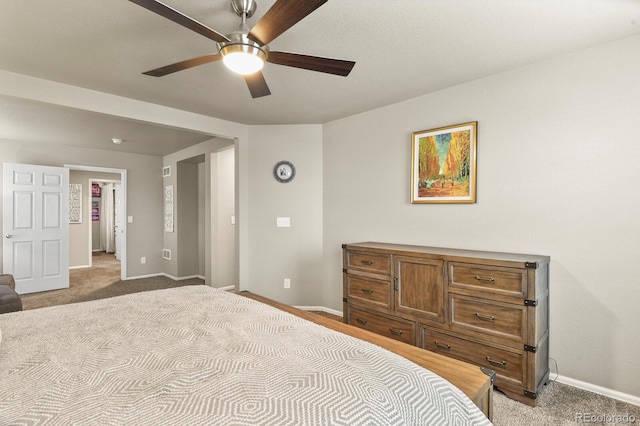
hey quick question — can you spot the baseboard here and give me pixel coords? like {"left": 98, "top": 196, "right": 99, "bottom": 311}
{"left": 176, "top": 274, "right": 205, "bottom": 281}
{"left": 125, "top": 273, "right": 204, "bottom": 281}
{"left": 218, "top": 285, "right": 236, "bottom": 292}
{"left": 555, "top": 375, "right": 640, "bottom": 407}
{"left": 69, "top": 265, "right": 91, "bottom": 270}
{"left": 295, "top": 305, "right": 343, "bottom": 318}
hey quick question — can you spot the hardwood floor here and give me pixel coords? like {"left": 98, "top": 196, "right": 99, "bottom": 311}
{"left": 308, "top": 310, "right": 342, "bottom": 322}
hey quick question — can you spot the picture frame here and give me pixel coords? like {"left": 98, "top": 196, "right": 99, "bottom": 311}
{"left": 164, "top": 185, "right": 174, "bottom": 232}
{"left": 92, "top": 201, "right": 100, "bottom": 221}
{"left": 69, "top": 183, "right": 82, "bottom": 223}
{"left": 411, "top": 121, "right": 477, "bottom": 204}
{"left": 92, "top": 183, "right": 101, "bottom": 197}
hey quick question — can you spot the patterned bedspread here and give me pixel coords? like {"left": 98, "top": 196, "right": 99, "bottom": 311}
{"left": 0, "top": 286, "right": 491, "bottom": 425}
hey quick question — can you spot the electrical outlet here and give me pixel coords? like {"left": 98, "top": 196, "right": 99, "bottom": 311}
{"left": 141, "top": 257, "right": 146, "bottom": 264}
{"left": 284, "top": 278, "right": 291, "bottom": 289}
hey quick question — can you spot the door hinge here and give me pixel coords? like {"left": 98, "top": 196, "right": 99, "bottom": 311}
{"left": 525, "top": 261, "right": 538, "bottom": 269}
{"left": 524, "top": 299, "right": 537, "bottom": 307}
{"left": 341, "top": 243, "right": 347, "bottom": 249}
{"left": 342, "top": 268, "right": 348, "bottom": 273}
{"left": 523, "top": 390, "right": 537, "bottom": 399}
{"left": 524, "top": 344, "right": 537, "bottom": 353}
{"left": 342, "top": 298, "right": 348, "bottom": 303}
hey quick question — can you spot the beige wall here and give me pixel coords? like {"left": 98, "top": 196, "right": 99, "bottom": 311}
{"left": 321, "top": 35, "right": 640, "bottom": 397}
{"left": 0, "top": 140, "right": 163, "bottom": 278}
{"left": 69, "top": 170, "right": 120, "bottom": 267}
{"left": 176, "top": 161, "right": 200, "bottom": 277}
{"left": 247, "top": 125, "right": 323, "bottom": 306}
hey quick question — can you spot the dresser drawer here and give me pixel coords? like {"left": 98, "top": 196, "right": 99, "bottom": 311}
{"left": 346, "top": 250, "right": 391, "bottom": 275}
{"left": 346, "top": 275, "right": 391, "bottom": 309}
{"left": 348, "top": 306, "right": 415, "bottom": 345}
{"left": 421, "top": 328, "right": 525, "bottom": 388}
{"left": 450, "top": 295, "right": 526, "bottom": 344}
{"left": 449, "top": 263, "right": 526, "bottom": 298}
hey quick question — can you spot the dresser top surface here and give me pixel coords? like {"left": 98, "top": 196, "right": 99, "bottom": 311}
{"left": 344, "top": 242, "right": 550, "bottom": 265}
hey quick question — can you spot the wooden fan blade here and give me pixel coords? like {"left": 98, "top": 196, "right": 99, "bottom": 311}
{"left": 267, "top": 51, "right": 355, "bottom": 76}
{"left": 143, "top": 54, "right": 221, "bottom": 77}
{"left": 129, "top": 0, "right": 229, "bottom": 43}
{"left": 244, "top": 72, "right": 271, "bottom": 98}
{"left": 248, "top": 0, "right": 328, "bottom": 46}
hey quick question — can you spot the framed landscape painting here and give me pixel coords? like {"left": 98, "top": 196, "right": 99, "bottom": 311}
{"left": 411, "top": 121, "right": 477, "bottom": 204}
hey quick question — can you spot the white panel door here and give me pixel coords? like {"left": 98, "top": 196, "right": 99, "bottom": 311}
{"left": 2, "top": 163, "right": 70, "bottom": 294}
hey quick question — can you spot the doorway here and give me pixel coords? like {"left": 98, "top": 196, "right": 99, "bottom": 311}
{"left": 88, "top": 179, "right": 122, "bottom": 278}
{"left": 66, "top": 164, "right": 127, "bottom": 281}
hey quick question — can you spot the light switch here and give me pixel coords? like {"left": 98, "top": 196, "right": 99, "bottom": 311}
{"left": 276, "top": 217, "right": 291, "bottom": 227}
{"left": 127, "top": 216, "right": 134, "bottom": 223}
{"left": 231, "top": 216, "right": 236, "bottom": 225}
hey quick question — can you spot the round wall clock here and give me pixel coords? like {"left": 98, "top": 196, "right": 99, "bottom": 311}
{"left": 273, "top": 161, "right": 296, "bottom": 183}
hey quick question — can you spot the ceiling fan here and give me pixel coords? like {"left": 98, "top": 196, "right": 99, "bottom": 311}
{"left": 129, "top": 0, "right": 356, "bottom": 98}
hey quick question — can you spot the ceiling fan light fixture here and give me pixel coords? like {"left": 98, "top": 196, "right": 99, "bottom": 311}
{"left": 220, "top": 43, "right": 267, "bottom": 75}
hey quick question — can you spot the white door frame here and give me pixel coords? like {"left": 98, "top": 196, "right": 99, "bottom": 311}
{"left": 65, "top": 164, "right": 127, "bottom": 280}
{"left": 88, "top": 178, "right": 121, "bottom": 266}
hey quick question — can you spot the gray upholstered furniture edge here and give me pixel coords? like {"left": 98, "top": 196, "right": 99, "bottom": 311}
{"left": 0, "top": 274, "right": 22, "bottom": 314}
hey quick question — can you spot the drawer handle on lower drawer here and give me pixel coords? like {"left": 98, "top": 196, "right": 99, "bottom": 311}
{"left": 361, "top": 260, "right": 374, "bottom": 265}
{"left": 475, "top": 275, "right": 496, "bottom": 283}
{"left": 361, "top": 288, "right": 374, "bottom": 294}
{"left": 486, "top": 357, "right": 507, "bottom": 368}
{"left": 389, "top": 328, "right": 403, "bottom": 336}
{"left": 434, "top": 341, "right": 451, "bottom": 351}
{"left": 475, "top": 313, "right": 496, "bottom": 321}
{"left": 356, "top": 318, "right": 368, "bottom": 325}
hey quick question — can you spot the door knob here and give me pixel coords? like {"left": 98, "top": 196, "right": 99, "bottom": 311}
{"left": 5, "top": 234, "right": 12, "bottom": 238}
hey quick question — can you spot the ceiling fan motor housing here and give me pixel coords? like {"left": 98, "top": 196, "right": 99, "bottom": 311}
{"left": 219, "top": 30, "right": 269, "bottom": 58}
{"left": 231, "top": 0, "right": 257, "bottom": 18}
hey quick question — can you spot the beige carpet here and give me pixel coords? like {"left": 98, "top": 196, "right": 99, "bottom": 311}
{"left": 21, "top": 252, "right": 204, "bottom": 310}
{"left": 492, "top": 381, "right": 639, "bottom": 425}
{"left": 18, "top": 253, "right": 640, "bottom": 424}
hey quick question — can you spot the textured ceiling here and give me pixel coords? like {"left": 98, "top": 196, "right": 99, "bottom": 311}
{"left": 1, "top": 0, "right": 639, "bottom": 154}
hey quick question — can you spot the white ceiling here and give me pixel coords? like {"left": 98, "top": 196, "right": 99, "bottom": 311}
{"left": 1, "top": 0, "right": 639, "bottom": 155}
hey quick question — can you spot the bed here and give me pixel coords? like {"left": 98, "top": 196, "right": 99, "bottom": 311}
{"left": 0, "top": 286, "right": 492, "bottom": 425}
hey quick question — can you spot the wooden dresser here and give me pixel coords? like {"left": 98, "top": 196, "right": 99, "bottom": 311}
{"left": 342, "top": 241, "right": 550, "bottom": 406}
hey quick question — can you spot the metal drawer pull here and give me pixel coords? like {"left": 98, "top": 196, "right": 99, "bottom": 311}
{"left": 475, "top": 313, "right": 496, "bottom": 321}
{"left": 356, "top": 318, "right": 368, "bottom": 325}
{"left": 434, "top": 341, "right": 451, "bottom": 351}
{"left": 486, "top": 357, "right": 507, "bottom": 367}
{"left": 475, "top": 275, "right": 495, "bottom": 283}
{"left": 360, "top": 260, "right": 374, "bottom": 265}
{"left": 389, "top": 328, "right": 403, "bottom": 336}
{"left": 361, "top": 288, "right": 374, "bottom": 294}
